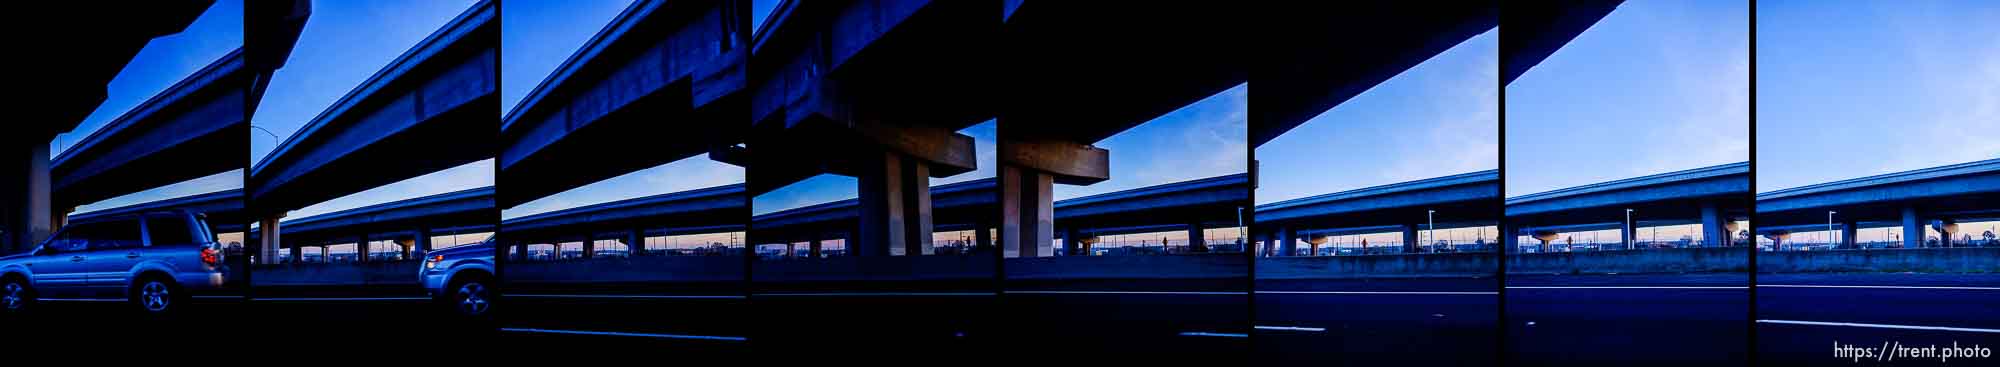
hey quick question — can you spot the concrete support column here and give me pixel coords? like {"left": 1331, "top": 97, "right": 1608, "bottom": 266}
{"left": 1062, "top": 227, "right": 1080, "bottom": 256}
{"left": 1402, "top": 224, "right": 1420, "bottom": 254}
{"left": 1187, "top": 222, "right": 1208, "bottom": 253}
{"left": 627, "top": 229, "right": 645, "bottom": 256}
{"left": 1259, "top": 234, "right": 1273, "bottom": 257}
{"left": 1278, "top": 227, "right": 1296, "bottom": 257}
{"left": 856, "top": 151, "right": 909, "bottom": 257}
{"left": 1307, "top": 236, "right": 1320, "bottom": 257}
{"left": 1502, "top": 223, "right": 1519, "bottom": 255}
{"left": 1903, "top": 206, "right": 1923, "bottom": 249}
{"left": 901, "top": 157, "right": 934, "bottom": 256}
{"left": 809, "top": 233, "right": 823, "bottom": 259}
{"left": 395, "top": 239, "right": 415, "bottom": 260}
{"left": 1936, "top": 219, "right": 1958, "bottom": 248}
{"left": 1002, "top": 165, "right": 1054, "bottom": 258}
{"left": 259, "top": 216, "right": 284, "bottom": 265}
{"left": 582, "top": 235, "right": 596, "bottom": 259}
{"left": 513, "top": 242, "right": 528, "bottom": 261}
{"left": 1700, "top": 201, "right": 1725, "bottom": 248}
{"left": 2, "top": 144, "right": 53, "bottom": 254}
{"left": 356, "top": 234, "right": 370, "bottom": 263}
{"left": 1840, "top": 221, "right": 1858, "bottom": 249}
{"left": 1623, "top": 216, "right": 1636, "bottom": 250}
{"left": 974, "top": 224, "right": 992, "bottom": 252}
{"left": 413, "top": 228, "right": 432, "bottom": 256}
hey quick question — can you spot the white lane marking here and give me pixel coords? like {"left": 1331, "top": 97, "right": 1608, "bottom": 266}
{"left": 510, "top": 294, "right": 746, "bottom": 299}
{"left": 1257, "top": 291, "right": 1497, "bottom": 295}
{"left": 1759, "top": 284, "right": 2000, "bottom": 291}
{"left": 192, "top": 295, "right": 247, "bottom": 299}
{"left": 1506, "top": 286, "right": 1747, "bottom": 289}
{"left": 1253, "top": 325, "right": 1327, "bottom": 332}
{"left": 39, "top": 298, "right": 121, "bottom": 302}
{"left": 1757, "top": 320, "right": 2000, "bottom": 334}
{"left": 1005, "top": 290, "right": 1249, "bottom": 295}
{"left": 1179, "top": 331, "right": 1250, "bottom": 338}
{"left": 752, "top": 292, "right": 994, "bottom": 297}
{"left": 501, "top": 327, "right": 750, "bottom": 341}
{"left": 252, "top": 297, "right": 429, "bottom": 302}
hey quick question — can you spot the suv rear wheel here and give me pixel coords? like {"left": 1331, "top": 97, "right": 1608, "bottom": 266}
{"left": 131, "top": 277, "right": 181, "bottom": 316}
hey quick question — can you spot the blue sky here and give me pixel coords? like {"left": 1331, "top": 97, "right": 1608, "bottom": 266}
{"left": 1756, "top": 0, "right": 1999, "bottom": 193}
{"left": 249, "top": 0, "right": 489, "bottom": 219}
{"left": 63, "top": 0, "right": 243, "bottom": 214}
{"left": 1257, "top": 30, "right": 1496, "bottom": 206}
{"left": 1057, "top": 84, "right": 1249, "bottom": 201}
{"left": 1505, "top": 0, "right": 1749, "bottom": 197}
{"left": 500, "top": 0, "right": 785, "bottom": 219}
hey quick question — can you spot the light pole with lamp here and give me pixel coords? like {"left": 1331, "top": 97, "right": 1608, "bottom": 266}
{"left": 1427, "top": 209, "right": 1436, "bottom": 253}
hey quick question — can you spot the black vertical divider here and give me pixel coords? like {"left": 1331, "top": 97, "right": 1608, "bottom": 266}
{"left": 1495, "top": 18, "right": 1511, "bottom": 366}
{"left": 1746, "top": 1, "right": 1760, "bottom": 365}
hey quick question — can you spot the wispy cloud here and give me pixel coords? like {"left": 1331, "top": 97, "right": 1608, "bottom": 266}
{"left": 1065, "top": 83, "right": 1248, "bottom": 200}
{"left": 1882, "top": 5, "right": 2000, "bottom": 173}
{"left": 1381, "top": 39, "right": 1501, "bottom": 183}
{"left": 1635, "top": 8, "right": 1750, "bottom": 177}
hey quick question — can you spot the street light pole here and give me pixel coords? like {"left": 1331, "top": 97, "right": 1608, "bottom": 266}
{"left": 1427, "top": 209, "right": 1436, "bottom": 253}
{"left": 1625, "top": 209, "right": 1635, "bottom": 251}
{"left": 1828, "top": 210, "right": 1837, "bottom": 249}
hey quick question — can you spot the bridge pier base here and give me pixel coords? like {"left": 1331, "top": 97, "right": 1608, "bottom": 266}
{"left": 2, "top": 144, "right": 53, "bottom": 254}
{"left": 626, "top": 229, "right": 644, "bottom": 257}
{"left": 1903, "top": 206, "right": 1923, "bottom": 248}
{"left": 856, "top": 151, "right": 934, "bottom": 257}
{"left": 1937, "top": 219, "right": 1958, "bottom": 248}
{"left": 1701, "top": 201, "right": 1725, "bottom": 248}
{"left": 1502, "top": 224, "right": 1518, "bottom": 255}
{"left": 1062, "top": 227, "right": 1081, "bottom": 256}
{"left": 1840, "top": 221, "right": 1857, "bottom": 249}
{"left": 1402, "top": 224, "right": 1419, "bottom": 254}
{"left": 809, "top": 234, "right": 823, "bottom": 259}
{"left": 974, "top": 223, "right": 992, "bottom": 252}
{"left": 1187, "top": 222, "right": 1207, "bottom": 253}
{"left": 412, "top": 227, "right": 431, "bottom": 257}
{"left": 1623, "top": 217, "right": 1636, "bottom": 250}
{"left": 1002, "top": 165, "right": 1054, "bottom": 257}
{"left": 259, "top": 216, "right": 284, "bottom": 264}
{"left": 1277, "top": 227, "right": 1296, "bottom": 257}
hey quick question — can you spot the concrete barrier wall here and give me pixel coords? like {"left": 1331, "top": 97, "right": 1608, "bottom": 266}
{"left": 754, "top": 255, "right": 995, "bottom": 282}
{"left": 1508, "top": 247, "right": 1749, "bottom": 275}
{"left": 1256, "top": 253, "right": 1496, "bottom": 279}
{"left": 252, "top": 261, "right": 422, "bottom": 286}
{"left": 507, "top": 256, "right": 743, "bottom": 283}
{"left": 1758, "top": 248, "right": 2000, "bottom": 273}
{"left": 1004, "top": 254, "right": 1247, "bottom": 280}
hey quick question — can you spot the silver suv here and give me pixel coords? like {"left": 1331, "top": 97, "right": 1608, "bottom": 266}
{"left": 420, "top": 237, "right": 494, "bottom": 318}
{"left": 0, "top": 210, "right": 226, "bottom": 316}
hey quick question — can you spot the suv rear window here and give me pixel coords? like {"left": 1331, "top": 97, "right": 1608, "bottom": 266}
{"left": 75, "top": 219, "right": 144, "bottom": 251}
{"left": 145, "top": 214, "right": 197, "bottom": 247}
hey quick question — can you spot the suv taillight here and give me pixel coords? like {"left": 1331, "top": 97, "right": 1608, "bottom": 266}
{"left": 201, "top": 247, "right": 221, "bottom": 267}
